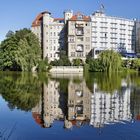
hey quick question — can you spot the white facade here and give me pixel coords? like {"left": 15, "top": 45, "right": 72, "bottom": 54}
{"left": 32, "top": 80, "right": 63, "bottom": 128}
{"left": 43, "top": 80, "right": 63, "bottom": 127}
{"left": 90, "top": 83, "right": 132, "bottom": 128}
{"left": 91, "top": 11, "right": 135, "bottom": 58}
{"left": 32, "top": 11, "right": 65, "bottom": 62}
{"left": 32, "top": 10, "right": 137, "bottom": 61}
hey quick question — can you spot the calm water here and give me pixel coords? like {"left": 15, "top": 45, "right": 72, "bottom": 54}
{"left": 0, "top": 72, "right": 140, "bottom": 140}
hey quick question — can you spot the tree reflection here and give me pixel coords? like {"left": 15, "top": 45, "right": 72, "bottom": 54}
{"left": 31, "top": 75, "right": 140, "bottom": 129}
{"left": 0, "top": 72, "right": 42, "bottom": 111}
{"left": 85, "top": 72, "right": 128, "bottom": 93}
{"left": 0, "top": 72, "right": 140, "bottom": 130}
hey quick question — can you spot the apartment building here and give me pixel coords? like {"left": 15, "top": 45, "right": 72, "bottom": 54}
{"left": 32, "top": 11, "right": 65, "bottom": 61}
{"left": 90, "top": 83, "right": 132, "bottom": 128}
{"left": 135, "top": 21, "right": 140, "bottom": 55}
{"left": 91, "top": 11, "right": 136, "bottom": 58}
{"left": 32, "top": 9, "right": 138, "bottom": 61}
{"left": 67, "top": 12, "right": 92, "bottom": 62}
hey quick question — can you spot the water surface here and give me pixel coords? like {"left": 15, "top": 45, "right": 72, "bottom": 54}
{"left": 0, "top": 72, "right": 140, "bottom": 140}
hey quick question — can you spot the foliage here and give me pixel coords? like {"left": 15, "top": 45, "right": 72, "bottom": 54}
{"left": 72, "top": 59, "right": 83, "bottom": 66}
{"left": 37, "top": 58, "right": 50, "bottom": 72}
{"left": 131, "top": 59, "right": 140, "bottom": 70}
{"left": 52, "top": 77, "right": 69, "bottom": 94}
{"left": 99, "top": 50, "right": 122, "bottom": 72}
{"left": 121, "top": 59, "right": 140, "bottom": 71}
{"left": 50, "top": 50, "right": 71, "bottom": 66}
{"left": 0, "top": 28, "right": 41, "bottom": 71}
{"left": 0, "top": 72, "right": 42, "bottom": 111}
{"left": 87, "top": 50, "right": 122, "bottom": 72}
{"left": 50, "top": 55, "right": 71, "bottom": 66}
{"left": 85, "top": 72, "right": 126, "bottom": 93}
{"left": 88, "top": 59, "right": 104, "bottom": 72}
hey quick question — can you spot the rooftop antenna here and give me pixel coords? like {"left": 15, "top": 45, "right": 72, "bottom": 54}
{"left": 100, "top": 4, "right": 105, "bottom": 13}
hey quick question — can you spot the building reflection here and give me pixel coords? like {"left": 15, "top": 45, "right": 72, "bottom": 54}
{"left": 32, "top": 78, "right": 140, "bottom": 129}
{"left": 64, "top": 79, "right": 91, "bottom": 129}
{"left": 32, "top": 79, "right": 63, "bottom": 128}
{"left": 90, "top": 83, "right": 132, "bottom": 128}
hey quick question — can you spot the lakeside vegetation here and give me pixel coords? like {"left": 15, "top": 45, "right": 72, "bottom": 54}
{"left": 0, "top": 72, "right": 42, "bottom": 111}
{"left": 0, "top": 29, "right": 41, "bottom": 71}
{"left": 0, "top": 71, "right": 139, "bottom": 112}
{"left": 0, "top": 29, "right": 140, "bottom": 73}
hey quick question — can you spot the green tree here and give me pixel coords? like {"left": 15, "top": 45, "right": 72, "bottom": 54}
{"left": 72, "top": 58, "right": 83, "bottom": 66}
{"left": 99, "top": 50, "right": 122, "bottom": 72}
{"left": 0, "top": 72, "right": 42, "bottom": 111}
{"left": 50, "top": 55, "right": 71, "bottom": 66}
{"left": 0, "top": 28, "right": 41, "bottom": 71}
{"left": 37, "top": 58, "right": 51, "bottom": 72}
{"left": 131, "top": 59, "right": 140, "bottom": 70}
{"left": 88, "top": 59, "right": 104, "bottom": 72}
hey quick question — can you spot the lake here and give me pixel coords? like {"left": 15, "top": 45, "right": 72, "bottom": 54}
{"left": 0, "top": 72, "right": 140, "bottom": 140}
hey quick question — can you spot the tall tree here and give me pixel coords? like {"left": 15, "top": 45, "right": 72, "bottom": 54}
{"left": 0, "top": 28, "right": 41, "bottom": 71}
{"left": 99, "top": 50, "right": 122, "bottom": 72}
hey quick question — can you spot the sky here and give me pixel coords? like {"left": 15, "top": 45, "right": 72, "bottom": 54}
{"left": 0, "top": 0, "right": 140, "bottom": 42}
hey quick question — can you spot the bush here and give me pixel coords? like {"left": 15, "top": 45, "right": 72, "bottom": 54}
{"left": 37, "top": 58, "right": 49, "bottom": 72}
{"left": 131, "top": 59, "right": 140, "bottom": 70}
{"left": 88, "top": 59, "right": 104, "bottom": 72}
{"left": 72, "top": 59, "right": 83, "bottom": 66}
{"left": 50, "top": 57, "right": 71, "bottom": 66}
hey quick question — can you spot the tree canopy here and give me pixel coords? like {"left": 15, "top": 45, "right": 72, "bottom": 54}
{"left": 0, "top": 72, "right": 41, "bottom": 111}
{"left": 88, "top": 50, "right": 122, "bottom": 72}
{"left": 0, "top": 29, "right": 41, "bottom": 71}
{"left": 99, "top": 50, "right": 122, "bottom": 72}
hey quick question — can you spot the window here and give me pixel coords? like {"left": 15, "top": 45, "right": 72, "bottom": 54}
{"left": 76, "top": 28, "right": 84, "bottom": 35}
{"left": 85, "top": 45, "right": 90, "bottom": 50}
{"left": 71, "top": 44, "right": 75, "bottom": 49}
{"left": 77, "top": 52, "right": 83, "bottom": 57}
{"left": 76, "top": 44, "right": 84, "bottom": 52}
{"left": 95, "top": 50, "right": 102, "bottom": 55}
{"left": 86, "top": 29, "right": 90, "bottom": 34}
{"left": 77, "top": 15, "right": 83, "bottom": 20}
{"left": 86, "top": 37, "right": 90, "bottom": 42}
{"left": 71, "top": 52, "right": 75, "bottom": 57}
{"left": 77, "top": 37, "right": 83, "bottom": 42}
{"left": 68, "top": 36, "right": 75, "bottom": 42}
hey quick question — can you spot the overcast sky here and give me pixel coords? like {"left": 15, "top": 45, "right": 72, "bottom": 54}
{"left": 0, "top": 0, "right": 140, "bottom": 42}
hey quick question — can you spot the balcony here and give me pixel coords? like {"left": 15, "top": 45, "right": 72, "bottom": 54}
{"left": 76, "top": 90, "right": 83, "bottom": 97}
{"left": 75, "top": 23, "right": 84, "bottom": 28}
{"left": 76, "top": 44, "right": 84, "bottom": 52}
{"left": 76, "top": 28, "right": 84, "bottom": 36}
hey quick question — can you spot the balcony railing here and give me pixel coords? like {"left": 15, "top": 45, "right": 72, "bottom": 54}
{"left": 76, "top": 44, "right": 84, "bottom": 52}
{"left": 76, "top": 28, "right": 84, "bottom": 36}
